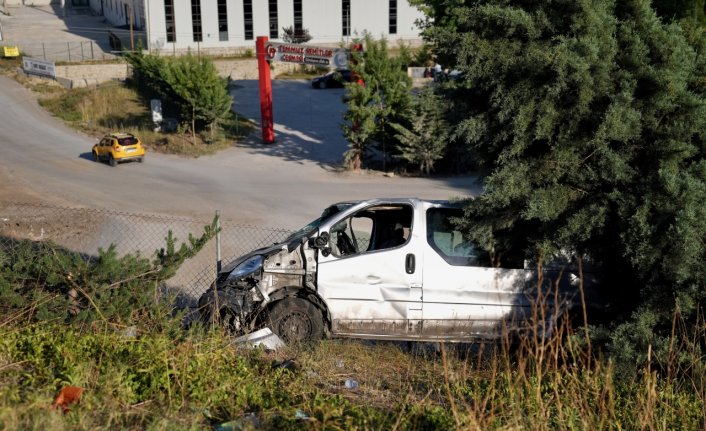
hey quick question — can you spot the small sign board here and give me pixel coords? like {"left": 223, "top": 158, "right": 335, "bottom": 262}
{"left": 3, "top": 46, "right": 19, "bottom": 58}
{"left": 22, "top": 57, "right": 56, "bottom": 78}
{"left": 150, "top": 99, "right": 163, "bottom": 124}
{"left": 265, "top": 42, "right": 348, "bottom": 69}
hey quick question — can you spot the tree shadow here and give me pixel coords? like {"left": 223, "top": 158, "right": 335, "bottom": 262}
{"left": 98, "top": 112, "right": 151, "bottom": 130}
{"left": 49, "top": 3, "right": 145, "bottom": 53}
{"left": 232, "top": 79, "right": 349, "bottom": 170}
{"left": 231, "top": 79, "right": 485, "bottom": 191}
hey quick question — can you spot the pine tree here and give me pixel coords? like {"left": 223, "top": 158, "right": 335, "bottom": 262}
{"left": 341, "top": 67, "right": 377, "bottom": 170}
{"left": 164, "top": 54, "right": 233, "bottom": 143}
{"left": 342, "top": 34, "right": 412, "bottom": 170}
{"left": 391, "top": 88, "right": 448, "bottom": 175}
{"left": 414, "top": 0, "right": 706, "bottom": 366}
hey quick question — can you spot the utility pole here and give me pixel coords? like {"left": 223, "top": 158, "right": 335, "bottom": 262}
{"left": 129, "top": 2, "right": 134, "bottom": 51}
{"left": 145, "top": 0, "right": 151, "bottom": 53}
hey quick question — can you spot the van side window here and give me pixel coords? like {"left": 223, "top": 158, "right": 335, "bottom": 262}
{"left": 426, "top": 208, "right": 493, "bottom": 267}
{"left": 329, "top": 204, "right": 413, "bottom": 257}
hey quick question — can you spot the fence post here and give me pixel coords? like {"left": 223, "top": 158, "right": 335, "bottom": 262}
{"left": 67, "top": 42, "right": 71, "bottom": 61}
{"left": 80, "top": 42, "right": 85, "bottom": 61}
{"left": 90, "top": 41, "right": 94, "bottom": 60}
{"left": 216, "top": 210, "right": 221, "bottom": 277}
{"left": 42, "top": 43, "right": 46, "bottom": 60}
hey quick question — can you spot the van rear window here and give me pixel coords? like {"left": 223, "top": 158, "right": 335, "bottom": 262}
{"left": 426, "top": 207, "right": 492, "bottom": 267}
{"left": 426, "top": 207, "right": 525, "bottom": 269}
{"left": 118, "top": 137, "right": 137, "bottom": 146}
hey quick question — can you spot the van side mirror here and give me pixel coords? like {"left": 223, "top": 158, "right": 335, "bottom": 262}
{"left": 315, "top": 231, "right": 330, "bottom": 248}
{"left": 314, "top": 232, "right": 332, "bottom": 257}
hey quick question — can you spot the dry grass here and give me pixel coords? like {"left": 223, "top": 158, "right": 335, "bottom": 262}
{"left": 0, "top": 311, "right": 705, "bottom": 429}
{"left": 251, "top": 311, "right": 706, "bottom": 430}
{"left": 18, "top": 77, "right": 253, "bottom": 157}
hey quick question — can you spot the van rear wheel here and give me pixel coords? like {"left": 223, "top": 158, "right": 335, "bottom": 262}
{"left": 268, "top": 297, "right": 324, "bottom": 343}
{"left": 109, "top": 155, "right": 117, "bottom": 167}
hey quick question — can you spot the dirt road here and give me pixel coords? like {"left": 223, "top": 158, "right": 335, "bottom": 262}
{"left": 0, "top": 75, "right": 478, "bottom": 229}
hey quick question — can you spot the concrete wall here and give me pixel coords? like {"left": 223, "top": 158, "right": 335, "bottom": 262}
{"left": 305, "top": 0, "right": 342, "bottom": 44}
{"left": 54, "top": 61, "right": 131, "bottom": 88}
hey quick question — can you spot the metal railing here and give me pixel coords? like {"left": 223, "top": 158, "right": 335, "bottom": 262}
{"left": 1, "top": 40, "right": 114, "bottom": 62}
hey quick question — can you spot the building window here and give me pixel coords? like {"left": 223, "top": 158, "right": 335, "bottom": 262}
{"left": 293, "top": 0, "right": 302, "bottom": 32}
{"left": 342, "top": 0, "right": 350, "bottom": 37}
{"left": 243, "top": 0, "right": 253, "bottom": 40}
{"left": 389, "top": 0, "right": 397, "bottom": 35}
{"left": 269, "top": 0, "right": 278, "bottom": 39}
{"left": 218, "top": 0, "right": 228, "bottom": 41}
{"left": 191, "top": 0, "right": 203, "bottom": 42}
{"left": 164, "top": 0, "right": 176, "bottom": 42}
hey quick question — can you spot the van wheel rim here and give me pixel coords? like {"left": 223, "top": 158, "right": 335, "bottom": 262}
{"left": 279, "top": 312, "right": 312, "bottom": 340}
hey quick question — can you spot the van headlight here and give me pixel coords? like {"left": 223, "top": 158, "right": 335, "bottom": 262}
{"left": 228, "top": 255, "right": 263, "bottom": 280}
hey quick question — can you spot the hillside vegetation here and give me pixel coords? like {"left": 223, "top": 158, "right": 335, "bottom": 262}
{"left": 1, "top": 237, "right": 705, "bottom": 430}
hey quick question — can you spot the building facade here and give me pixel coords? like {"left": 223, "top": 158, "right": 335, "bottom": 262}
{"left": 90, "top": 0, "right": 424, "bottom": 53}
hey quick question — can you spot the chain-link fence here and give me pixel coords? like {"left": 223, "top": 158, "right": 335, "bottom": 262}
{"left": 0, "top": 201, "right": 292, "bottom": 307}
{"left": 1, "top": 40, "right": 116, "bottom": 62}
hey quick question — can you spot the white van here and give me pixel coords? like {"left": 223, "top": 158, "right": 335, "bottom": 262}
{"left": 199, "top": 198, "right": 604, "bottom": 342}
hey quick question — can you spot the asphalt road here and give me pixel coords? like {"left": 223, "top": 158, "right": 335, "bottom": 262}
{"left": 0, "top": 76, "right": 479, "bottom": 229}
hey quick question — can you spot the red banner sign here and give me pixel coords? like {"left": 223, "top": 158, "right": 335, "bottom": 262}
{"left": 265, "top": 42, "right": 349, "bottom": 69}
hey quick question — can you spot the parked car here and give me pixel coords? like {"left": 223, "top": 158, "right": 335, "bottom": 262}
{"left": 311, "top": 69, "right": 354, "bottom": 89}
{"left": 92, "top": 133, "right": 145, "bottom": 167}
{"left": 199, "top": 198, "right": 605, "bottom": 343}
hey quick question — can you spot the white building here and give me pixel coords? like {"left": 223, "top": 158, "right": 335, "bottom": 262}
{"left": 89, "top": 0, "right": 424, "bottom": 52}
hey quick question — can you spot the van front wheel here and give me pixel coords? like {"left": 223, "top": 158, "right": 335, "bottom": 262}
{"left": 268, "top": 297, "right": 324, "bottom": 343}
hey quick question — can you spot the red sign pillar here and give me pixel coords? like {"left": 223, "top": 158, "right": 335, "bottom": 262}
{"left": 256, "top": 36, "right": 275, "bottom": 144}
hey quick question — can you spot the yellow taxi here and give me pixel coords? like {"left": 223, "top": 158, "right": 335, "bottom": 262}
{"left": 92, "top": 133, "right": 145, "bottom": 167}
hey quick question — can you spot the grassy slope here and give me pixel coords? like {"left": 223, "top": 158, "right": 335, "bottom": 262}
{"left": 1, "top": 320, "right": 704, "bottom": 430}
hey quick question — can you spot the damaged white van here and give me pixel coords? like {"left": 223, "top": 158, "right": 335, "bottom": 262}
{"left": 198, "top": 198, "right": 604, "bottom": 343}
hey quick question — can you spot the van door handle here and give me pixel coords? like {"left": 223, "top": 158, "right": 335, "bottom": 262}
{"left": 405, "top": 254, "right": 415, "bottom": 274}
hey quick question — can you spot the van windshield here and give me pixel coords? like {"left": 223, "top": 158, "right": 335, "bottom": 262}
{"left": 286, "top": 203, "right": 353, "bottom": 240}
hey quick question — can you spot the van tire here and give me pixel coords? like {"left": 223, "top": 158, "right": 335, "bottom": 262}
{"left": 109, "top": 155, "right": 117, "bottom": 167}
{"left": 268, "top": 297, "right": 324, "bottom": 343}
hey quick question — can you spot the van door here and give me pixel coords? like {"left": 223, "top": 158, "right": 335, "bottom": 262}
{"left": 316, "top": 202, "right": 423, "bottom": 339}
{"left": 421, "top": 206, "right": 528, "bottom": 340}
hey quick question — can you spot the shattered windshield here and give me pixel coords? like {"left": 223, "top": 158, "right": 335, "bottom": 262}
{"left": 286, "top": 203, "right": 354, "bottom": 240}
